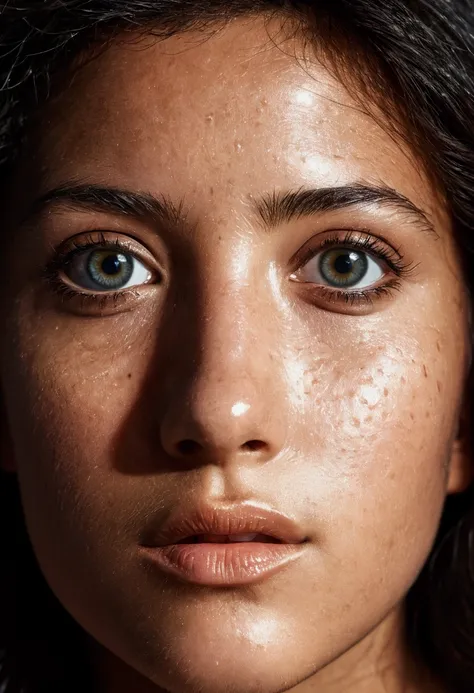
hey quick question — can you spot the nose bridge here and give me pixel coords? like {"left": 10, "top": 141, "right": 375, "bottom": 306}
{"left": 159, "top": 243, "right": 286, "bottom": 464}
{"left": 187, "top": 232, "right": 272, "bottom": 384}
{"left": 202, "top": 271, "right": 263, "bottom": 375}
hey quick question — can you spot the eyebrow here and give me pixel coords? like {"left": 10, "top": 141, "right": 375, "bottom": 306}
{"left": 25, "top": 182, "right": 438, "bottom": 237}
{"left": 26, "top": 183, "right": 189, "bottom": 228}
{"left": 254, "top": 184, "right": 437, "bottom": 236}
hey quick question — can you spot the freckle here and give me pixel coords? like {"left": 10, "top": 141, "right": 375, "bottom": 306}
{"left": 312, "top": 378, "right": 319, "bottom": 385}
{"left": 383, "top": 388, "right": 389, "bottom": 397}
{"left": 425, "top": 411, "right": 430, "bottom": 418}
{"left": 437, "top": 381, "right": 442, "bottom": 393}
{"left": 209, "top": 186, "right": 214, "bottom": 196}
{"left": 128, "top": 373, "right": 132, "bottom": 379}
{"left": 423, "top": 364, "right": 428, "bottom": 378}
{"left": 348, "top": 389, "right": 356, "bottom": 398}
{"left": 352, "top": 417, "right": 361, "bottom": 428}
{"left": 366, "top": 415, "right": 373, "bottom": 423}
{"left": 401, "top": 376, "right": 406, "bottom": 384}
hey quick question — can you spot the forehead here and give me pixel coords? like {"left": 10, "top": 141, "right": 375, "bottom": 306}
{"left": 30, "top": 17, "right": 439, "bottom": 222}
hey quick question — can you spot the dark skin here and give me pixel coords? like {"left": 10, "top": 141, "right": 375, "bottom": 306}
{"left": 1, "top": 17, "right": 472, "bottom": 693}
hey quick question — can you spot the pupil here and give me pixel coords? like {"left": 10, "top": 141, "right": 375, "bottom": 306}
{"left": 102, "top": 255, "right": 123, "bottom": 276}
{"left": 333, "top": 254, "right": 354, "bottom": 275}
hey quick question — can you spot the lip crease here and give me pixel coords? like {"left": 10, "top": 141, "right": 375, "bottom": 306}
{"left": 138, "top": 503, "right": 308, "bottom": 586}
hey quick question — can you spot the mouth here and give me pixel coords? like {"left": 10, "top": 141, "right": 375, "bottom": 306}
{"left": 138, "top": 504, "right": 307, "bottom": 587}
{"left": 176, "top": 533, "right": 283, "bottom": 544}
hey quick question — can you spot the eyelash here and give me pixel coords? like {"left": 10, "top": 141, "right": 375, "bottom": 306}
{"left": 42, "top": 229, "right": 416, "bottom": 311}
{"left": 293, "top": 230, "right": 417, "bottom": 306}
{"left": 42, "top": 232, "right": 150, "bottom": 311}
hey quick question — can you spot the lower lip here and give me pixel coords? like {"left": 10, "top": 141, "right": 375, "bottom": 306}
{"left": 139, "top": 542, "right": 304, "bottom": 586}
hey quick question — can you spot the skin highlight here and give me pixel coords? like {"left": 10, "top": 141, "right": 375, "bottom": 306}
{"left": 0, "top": 16, "right": 472, "bottom": 693}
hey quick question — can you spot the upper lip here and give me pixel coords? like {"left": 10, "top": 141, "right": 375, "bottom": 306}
{"left": 141, "top": 502, "right": 307, "bottom": 547}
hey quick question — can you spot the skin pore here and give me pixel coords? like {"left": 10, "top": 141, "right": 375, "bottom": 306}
{"left": 0, "top": 15, "right": 472, "bottom": 693}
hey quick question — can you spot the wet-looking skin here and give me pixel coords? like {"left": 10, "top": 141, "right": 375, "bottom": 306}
{"left": 0, "top": 16, "right": 472, "bottom": 693}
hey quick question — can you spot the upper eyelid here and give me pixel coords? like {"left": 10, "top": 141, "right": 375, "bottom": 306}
{"left": 290, "top": 230, "right": 405, "bottom": 271}
{"left": 51, "top": 232, "right": 158, "bottom": 265}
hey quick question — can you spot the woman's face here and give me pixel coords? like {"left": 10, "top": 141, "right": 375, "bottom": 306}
{"left": 1, "top": 17, "right": 471, "bottom": 693}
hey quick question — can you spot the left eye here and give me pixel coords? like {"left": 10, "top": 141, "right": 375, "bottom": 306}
{"left": 64, "top": 249, "right": 152, "bottom": 292}
{"left": 296, "top": 247, "right": 384, "bottom": 290}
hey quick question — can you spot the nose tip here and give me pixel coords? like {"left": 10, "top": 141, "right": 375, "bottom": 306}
{"left": 160, "top": 394, "right": 283, "bottom": 466}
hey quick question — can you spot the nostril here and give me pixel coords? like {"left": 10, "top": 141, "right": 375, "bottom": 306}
{"left": 177, "top": 439, "right": 203, "bottom": 456}
{"left": 241, "top": 439, "right": 267, "bottom": 453}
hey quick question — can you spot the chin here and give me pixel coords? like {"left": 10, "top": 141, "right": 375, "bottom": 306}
{"left": 107, "top": 611, "right": 318, "bottom": 693}
{"left": 144, "top": 649, "right": 306, "bottom": 693}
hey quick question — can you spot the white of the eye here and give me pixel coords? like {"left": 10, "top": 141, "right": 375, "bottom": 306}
{"left": 300, "top": 252, "right": 384, "bottom": 289}
{"left": 71, "top": 253, "right": 152, "bottom": 291}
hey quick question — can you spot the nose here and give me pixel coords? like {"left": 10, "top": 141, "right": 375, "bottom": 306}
{"left": 159, "top": 280, "right": 287, "bottom": 467}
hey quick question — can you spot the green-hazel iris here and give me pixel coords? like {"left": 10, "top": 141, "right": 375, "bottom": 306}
{"left": 319, "top": 249, "right": 368, "bottom": 288}
{"left": 87, "top": 251, "right": 134, "bottom": 289}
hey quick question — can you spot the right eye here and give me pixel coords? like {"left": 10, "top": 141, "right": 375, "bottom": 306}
{"left": 64, "top": 248, "right": 154, "bottom": 292}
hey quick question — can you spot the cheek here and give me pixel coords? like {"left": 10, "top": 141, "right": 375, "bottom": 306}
{"left": 0, "top": 314, "right": 145, "bottom": 560}
{"left": 290, "top": 334, "right": 458, "bottom": 581}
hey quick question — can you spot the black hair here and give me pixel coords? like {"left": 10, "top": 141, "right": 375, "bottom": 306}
{"left": 0, "top": 1, "right": 473, "bottom": 692}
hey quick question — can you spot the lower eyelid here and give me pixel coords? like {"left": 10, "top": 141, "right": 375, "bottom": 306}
{"left": 291, "top": 275, "right": 404, "bottom": 313}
